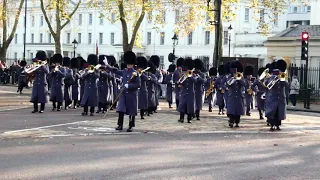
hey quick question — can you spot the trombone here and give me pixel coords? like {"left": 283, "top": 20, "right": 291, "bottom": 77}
{"left": 25, "top": 60, "right": 48, "bottom": 74}
{"left": 177, "top": 68, "right": 195, "bottom": 84}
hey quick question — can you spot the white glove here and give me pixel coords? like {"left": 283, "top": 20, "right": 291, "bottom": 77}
{"left": 170, "top": 80, "right": 173, "bottom": 84}
{"left": 103, "top": 57, "right": 109, "bottom": 66}
{"left": 124, "top": 84, "right": 129, "bottom": 88}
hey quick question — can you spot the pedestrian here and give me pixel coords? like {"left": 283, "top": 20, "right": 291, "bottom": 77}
{"left": 289, "top": 75, "right": 300, "bottom": 107}
{"left": 226, "top": 61, "right": 245, "bottom": 128}
{"left": 30, "top": 51, "right": 50, "bottom": 113}
{"left": 49, "top": 54, "right": 66, "bottom": 111}
{"left": 63, "top": 57, "right": 74, "bottom": 109}
{"left": 194, "top": 59, "right": 206, "bottom": 120}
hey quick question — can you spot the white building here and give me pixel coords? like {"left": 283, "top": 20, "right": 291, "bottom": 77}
{"left": 3, "top": 1, "right": 298, "bottom": 69}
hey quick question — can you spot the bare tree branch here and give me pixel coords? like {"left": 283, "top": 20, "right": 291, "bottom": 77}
{"left": 40, "top": 0, "right": 56, "bottom": 37}
{"left": 129, "top": 0, "right": 147, "bottom": 48}
{"left": 61, "top": 0, "right": 81, "bottom": 29}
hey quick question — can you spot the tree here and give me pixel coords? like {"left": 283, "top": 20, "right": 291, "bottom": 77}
{"left": 40, "top": 0, "right": 81, "bottom": 54}
{"left": 0, "top": 0, "right": 24, "bottom": 60}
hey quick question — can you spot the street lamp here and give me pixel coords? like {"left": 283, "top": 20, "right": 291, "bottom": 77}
{"left": 72, "top": 39, "right": 78, "bottom": 58}
{"left": 228, "top": 24, "right": 233, "bottom": 57}
{"left": 168, "top": 33, "right": 178, "bottom": 63}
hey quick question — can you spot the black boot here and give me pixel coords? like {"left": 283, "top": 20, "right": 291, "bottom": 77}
{"left": 140, "top": 109, "right": 145, "bottom": 119}
{"left": 209, "top": 106, "right": 212, "bottom": 112}
{"left": 178, "top": 112, "right": 184, "bottom": 123}
{"left": 116, "top": 125, "right": 123, "bottom": 130}
{"left": 258, "top": 110, "right": 264, "bottom": 120}
{"left": 196, "top": 110, "right": 200, "bottom": 120}
{"left": 116, "top": 113, "right": 124, "bottom": 130}
{"left": 276, "top": 126, "right": 281, "bottom": 130}
{"left": 187, "top": 115, "right": 192, "bottom": 123}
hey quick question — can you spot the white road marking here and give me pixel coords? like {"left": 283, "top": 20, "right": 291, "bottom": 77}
{"left": 189, "top": 130, "right": 304, "bottom": 134}
{"left": 3, "top": 120, "right": 90, "bottom": 134}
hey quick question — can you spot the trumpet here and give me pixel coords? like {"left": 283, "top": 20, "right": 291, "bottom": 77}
{"left": 259, "top": 68, "right": 270, "bottom": 80}
{"left": 234, "top": 72, "right": 243, "bottom": 80}
{"left": 25, "top": 60, "right": 47, "bottom": 74}
{"left": 79, "top": 64, "right": 102, "bottom": 74}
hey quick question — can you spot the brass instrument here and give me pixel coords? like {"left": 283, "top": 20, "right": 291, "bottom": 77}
{"left": 247, "top": 80, "right": 253, "bottom": 95}
{"left": 178, "top": 70, "right": 182, "bottom": 87}
{"left": 261, "top": 92, "right": 266, "bottom": 100}
{"left": 221, "top": 89, "right": 225, "bottom": 94}
{"left": 186, "top": 69, "right": 194, "bottom": 77}
{"left": 177, "top": 68, "right": 195, "bottom": 85}
{"left": 79, "top": 64, "right": 102, "bottom": 74}
{"left": 279, "top": 72, "right": 287, "bottom": 81}
{"left": 234, "top": 72, "right": 243, "bottom": 80}
{"left": 205, "top": 80, "right": 215, "bottom": 97}
{"left": 259, "top": 68, "right": 270, "bottom": 80}
{"left": 137, "top": 67, "right": 150, "bottom": 76}
{"left": 25, "top": 60, "right": 48, "bottom": 74}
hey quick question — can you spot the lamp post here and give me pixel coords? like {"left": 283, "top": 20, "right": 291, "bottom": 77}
{"left": 72, "top": 39, "right": 78, "bottom": 58}
{"left": 23, "top": 0, "right": 27, "bottom": 60}
{"left": 228, "top": 24, "right": 233, "bottom": 57}
{"left": 168, "top": 33, "right": 178, "bottom": 64}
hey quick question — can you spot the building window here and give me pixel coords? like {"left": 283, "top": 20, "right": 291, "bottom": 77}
{"left": 40, "top": 16, "right": 43, "bottom": 26}
{"left": 259, "top": 9, "right": 264, "bottom": 23}
{"left": 307, "top": 6, "right": 311, "bottom": 12}
{"left": 99, "top": 33, "right": 103, "bottom": 44}
{"left": 15, "top": 34, "right": 18, "bottom": 44}
{"left": 223, "top": 31, "right": 228, "bottom": 45}
{"left": 175, "top": 10, "right": 180, "bottom": 22}
{"left": 31, "top": 16, "right": 35, "bottom": 27}
{"left": 111, "top": 13, "right": 116, "bottom": 23}
{"left": 205, "top": 31, "right": 210, "bottom": 45}
{"left": 162, "top": 12, "right": 166, "bottom": 22}
{"left": 30, "top": 53, "right": 34, "bottom": 59}
{"left": 78, "top": 33, "right": 82, "bottom": 44}
{"left": 188, "top": 32, "right": 193, "bottom": 45}
{"left": 100, "top": 18, "right": 103, "bottom": 25}
{"left": 293, "top": 6, "right": 298, "bottom": 13}
{"left": 160, "top": 56, "right": 164, "bottom": 69}
{"left": 77, "top": 54, "right": 81, "bottom": 57}
{"left": 147, "top": 32, "right": 151, "bottom": 45}
{"left": 110, "top": 32, "right": 115, "bottom": 45}
{"left": 40, "top": 33, "right": 43, "bottom": 43}
{"left": 160, "top": 32, "right": 165, "bottom": 45}
{"left": 89, "top": 14, "right": 92, "bottom": 25}
{"left": 48, "top": 33, "right": 51, "bottom": 43}
{"left": 245, "top": 8, "right": 249, "bottom": 22}
{"left": 49, "top": 15, "right": 53, "bottom": 23}
{"left": 67, "top": 33, "right": 70, "bottom": 44}
{"left": 274, "top": 13, "right": 278, "bottom": 26}
{"left": 14, "top": 52, "right": 17, "bottom": 59}
{"left": 147, "top": 13, "right": 152, "bottom": 23}
{"left": 79, "top": 14, "right": 82, "bottom": 25}
{"left": 31, "top": 33, "right": 34, "bottom": 43}
{"left": 88, "top": 33, "right": 92, "bottom": 44}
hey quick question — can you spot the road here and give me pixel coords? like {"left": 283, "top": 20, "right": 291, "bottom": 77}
{"left": 0, "top": 85, "right": 320, "bottom": 179}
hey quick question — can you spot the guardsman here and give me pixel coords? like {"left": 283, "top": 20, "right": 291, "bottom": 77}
{"left": 30, "top": 51, "right": 50, "bottom": 113}
{"left": 78, "top": 57, "right": 86, "bottom": 107}
{"left": 205, "top": 67, "right": 217, "bottom": 112}
{"left": 264, "top": 62, "right": 276, "bottom": 125}
{"left": 173, "top": 58, "right": 184, "bottom": 108}
{"left": 146, "top": 61, "right": 157, "bottom": 116}
{"left": 136, "top": 56, "right": 149, "bottom": 119}
{"left": 80, "top": 54, "right": 99, "bottom": 116}
{"left": 252, "top": 67, "right": 268, "bottom": 119}
{"left": 194, "top": 59, "right": 206, "bottom": 120}
{"left": 149, "top": 55, "right": 162, "bottom": 113}
{"left": 106, "top": 56, "right": 117, "bottom": 110}
{"left": 215, "top": 65, "right": 226, "bottom": 115}
{"left": 63, "top": 57, "right": 74, "bottom": 109}
{"left": 164, "top": 64, "right": 176, "bottom": 108}
{"left": 107, "top": 51, "right": 141, "bottom": 132}
{"left": 265, "top": 59, "right": 288, "bottom": 131}
{"left": 96, "top": 55, "right": 110, "bottom": 113}
{"left": 17, "top": 60, "right": 27, "bottom": 94}
{"left": 222, "top": 62, "right": 231, "bottom": 109}
{"left": 177, "top": 58, "right": 196, "bottom": 123}
{"left": 71, "top": 57, "right": 80, "bottom": 109}
{"left": 226, "top": 61, "right": 245, "bottom": 128}
{"left": 49, "top": 54, "right": 66, "bottom": 111}
{"left": 244, "top": 65, "right": 254, "bottom": 116}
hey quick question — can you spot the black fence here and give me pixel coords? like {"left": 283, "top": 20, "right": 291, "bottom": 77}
{"left": 289, "top": 63, "right": 320, "bottom": 109}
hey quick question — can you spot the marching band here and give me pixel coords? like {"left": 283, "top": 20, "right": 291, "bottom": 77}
{"left": 20, "top": 50, "right": 289, "bottom": 132}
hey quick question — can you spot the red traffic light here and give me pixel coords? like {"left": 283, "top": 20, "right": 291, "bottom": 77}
{"left": 302, "top": 32, "right": 309, "bottom": 40}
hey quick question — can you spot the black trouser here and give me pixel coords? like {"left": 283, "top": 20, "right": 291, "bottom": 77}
{"left": 98, "top": 102, "right": 107, "bottom": 111}
{"left": 195, "top": 109, "right": 200, "bottom": 118}
{"left": 176, "top": 99, "right": 180, "bottom": 109}
{"left": 73, "top": 99, "right": 78, "bottom": 107}
{"left": 33, "top": 102, "right": 45, "bottom": 111}
{"left": 290, "top": 94, "right": 297, "bottom": 106}
{"left": 117, "top": 112, "right": 135, "bottom": 127}
{"left": 140, "top": 109, "right": 146, "bottom": 117}
{"left": 83, "top": 101, "right": 94, "bottom": 113}
{"left": 268, "top": 109, "right": 281, "bottom": 127}
{"left": 219, "top": 105, "right": 224, "bottom": 112}
{"left": 228, "top": 114, "right": 240, "bottom": 124}
{"left": 52, "top": 101, "right": 62, "bottom": 109}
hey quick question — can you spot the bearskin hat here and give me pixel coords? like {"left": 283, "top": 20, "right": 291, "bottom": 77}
{"left": 209, "top": 67, "right": 218, "bottom": 76}
{"left": 136, "top": 56, "right": 148, "bottom": 69}
{"left": 114, "top": 64, "right": 119, "bottom": 69}
{"left": 120, "top": 63, "right": 126, "bottom": 70}
{"left": 20, "top": 60, "right": 27, "bottom": 67}
{"left": 244, "top": 65, "right": 254, "bottom": 76}
{"left": 78, "top": 56, "right": 86, "bottom": 70}
{"left": 147, "top": 61, "right": 156, "bottom": 74}
{"left": 183, "top": 58, "right": 194, "bottom": 70}
{"left": 150, "top": 55, "right": 160, "bottom": 68}
{"left": 168, "top": 64, "right": 176, "bottom": 73}
{"left": 99, "top": 55, "right": 107, "bottom": 65}
{"left": 268, "top": 61, "right": 277, "bottom": 72}
{"left": 124, "top": 51, "right": 136, "bottom": 65}
{"left": 71, "top": 58, "right": 80, "bottom": 69}
{"left": 224, "top": 62, "right": 231, "bottom": 74}
{"left": 63, "top": 57, "right": 71, "bottom": 67}
{"left": 176, "top": 57, "right": 184, "bottom": 67}
{"left": 194, "top": 59, "right": 204, "bottom": 71}
{"left": 218, "top": 65, "right": 225, "bottom": 75}
{"left": 258, "top": 67, "right": 266, "bottom": 76}
{"left": 87, "top": 54, "right": 98, "bottom": 66}
{"left": 276, "top": 59, "right": 287, "bottom": 72}
{"left": 52, "top": 53, "right": 63, "bottom": 64}
{"left": 231, "top": 61, "right": 244, "bottom": 73}
{"left": 36, "top": 50, "right": 47, "bottom": 61}
{"left": 107, "top": 56, "right": 117, "bottom": 66}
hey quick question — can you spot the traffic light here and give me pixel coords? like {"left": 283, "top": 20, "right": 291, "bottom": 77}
{"left": 301, "top": 32, "right": 309, "bottom": 60}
